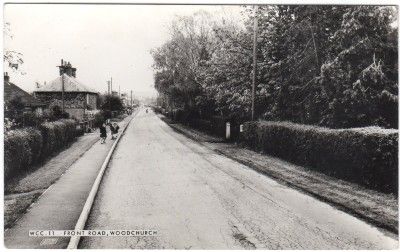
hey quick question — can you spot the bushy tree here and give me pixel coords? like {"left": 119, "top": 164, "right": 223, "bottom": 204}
{"left": 152, "top": 5, "right": 398, "bottom": 129}
{"left": 100, "top": 95, "right": 124, "bottom": 112}
{"left": 319, "top": 6, "right": 398, "bottom": 128}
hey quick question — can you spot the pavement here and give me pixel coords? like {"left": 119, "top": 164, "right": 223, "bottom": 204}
{"left": 80, "top": 108, "right": 398, "bottom": 249}
{"left": 4, "top": 114, "right": 134, "bottom": 249}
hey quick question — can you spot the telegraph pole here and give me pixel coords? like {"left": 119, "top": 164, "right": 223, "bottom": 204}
{"left": 110, "top": 77, "right": 113, "bottom": 95}
{"left": 251, "top": 5, "right": 259, "bottom": 121}
{"left": 58, "top": 59, "right": 66, "bottom": 113}
{"left": 130, "top": 90, "right": 133, "bottom": 107}
{"left": 107, "top": 80, "right": 110, "bottom": 94}
{"left": 61, "top": 73, "right": 65, "bottom": 113}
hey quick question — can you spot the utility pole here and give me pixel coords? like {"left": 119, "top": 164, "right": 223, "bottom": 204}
{"left": 61, "top": 72, "right": 65, "bottom": 113}
{"left": 130, "top": 90, "right": 133, "bottom": 107}
{"left": 251, "top": 5, "right": 259, "bottom": 121}
{"left": 119, "top": 85, "right": 120, "bottom": 97}
{"left": 57, "top": 59, "right": 66, "bottom": 113}
{"left": 110, "top": 77, "right": 113, "bottom": 95}
{"left": 107, "top": 81, "right": 110, "bottom": 94}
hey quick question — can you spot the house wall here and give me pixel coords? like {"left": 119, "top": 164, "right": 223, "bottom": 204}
{"left": 65, "top": 108, "right": 85, "bottom": 120}
{"left": 35, "top": 92, "right": 98, "bottom": 121}
{"left": 86, "top": 93, "right": 97, "bottom": 110}
{"left": 35, "top": 92, "right": 97, "bottom": 110}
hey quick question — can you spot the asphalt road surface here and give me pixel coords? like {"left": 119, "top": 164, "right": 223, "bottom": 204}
{"left": 80, "top": 108, "right": 398, "bottom": 249}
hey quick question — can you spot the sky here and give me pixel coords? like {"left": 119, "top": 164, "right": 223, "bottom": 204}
{"left": 4, "top": 4, "right": 242, "bottom": 99}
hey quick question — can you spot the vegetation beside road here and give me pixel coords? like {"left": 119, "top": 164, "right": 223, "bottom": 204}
{"left": 94, "top": 94, "right": 131, "bottom": 127}
{"left": 160, "top": 115, "right": 398, "bottom": 235}
{"left": 152, "top": 6, "right": 397, "bottom": 129}
{"left": 4, "top": 93, "right": 133, "bottom": 229}
{"left": 4, "top": 133, "right": 99, "bottom": 228}
{"left": 151, "top": 5, "right": 398, "bottom": 197}
{"left": 241, "top": 121, "right": 398, "bottom": 194}
{"left": 4, "top": 110, "right": 134, "bottom": 229}
{"left": 4, "top": 119, "right": 79, "bottom": 179}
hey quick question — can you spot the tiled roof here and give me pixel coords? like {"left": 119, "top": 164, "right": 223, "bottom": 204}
{"left": 4, "top": 81, "right": 45, "bottom": 107}
{"left": 35, "top": 74, "right": 97, "bottom": 94}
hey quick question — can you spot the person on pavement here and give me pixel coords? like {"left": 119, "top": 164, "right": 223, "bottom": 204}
{"left": 100, "top": 122, "right": 107, "bottom": 144}
{"left": 109, "top": 123, "right": 115, "bottom": 140}
{"left": 112, "top": 122, "right": 120, "bottom": 139}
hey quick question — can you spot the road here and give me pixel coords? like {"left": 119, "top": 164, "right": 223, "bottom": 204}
{"left": 80, "top": 108, "right": 398, "bottom": 249}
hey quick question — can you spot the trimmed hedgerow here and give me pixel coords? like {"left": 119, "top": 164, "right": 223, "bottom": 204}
{"left": 4, "top": 128, "right": 43, "bottom": 178}
{"left": 39, "top": 119, "right": 77, "bottom": 159}
{"left": 241, "top": 121, "right": 398, "bottom": 194}
{"left": 24, "top": 127, "right": 43, "bottom": 165}
{"left": 5, "top": 119, "right": 79, "bottom": 179}
{"left": 39, "top": 122, "right": 57, "bottom": 158}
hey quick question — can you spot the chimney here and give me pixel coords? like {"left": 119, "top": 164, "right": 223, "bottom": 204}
{"left": 4, "top": 72, "right": 9, "bottom": 82}
{"left": 58, "top": 59, "right": 77, "bottom": 77}
{"left": 71, "top": 67, "right": 77, "bottom": 77}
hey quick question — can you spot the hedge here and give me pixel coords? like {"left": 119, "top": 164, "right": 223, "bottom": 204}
{"left": 241, "top": 121, "right": 398, "bottom": 194}
{"left": 4, "top": 128, "right": 38, "bottom": 178}
{"left": 5, "top": 119, "right": 79, "bottom": 179}
{"left": 163, "top": 108, "right": 242, "bottom": 141}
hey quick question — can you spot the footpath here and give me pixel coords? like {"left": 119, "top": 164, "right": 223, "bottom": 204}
{"left": 4, "top": 113, "right": 135, "bottom": 249}
{"left": 160, "top": 116, "right": 398, "bottom": 236}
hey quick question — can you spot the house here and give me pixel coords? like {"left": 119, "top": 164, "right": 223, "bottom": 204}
{"left": 4, "top": 72, "right": 45, "bottom": 117}
{"left": 34, "top": 60, "right": 99, "bottom": 123}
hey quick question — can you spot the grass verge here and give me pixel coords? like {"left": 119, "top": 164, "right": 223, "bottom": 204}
{"left": 161, "top": 115, "right": 398, "bottom": 236}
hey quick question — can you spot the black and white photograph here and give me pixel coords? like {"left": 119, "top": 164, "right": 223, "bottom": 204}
{"left": 2, "top": 0, "right": 399, "bottom": 249}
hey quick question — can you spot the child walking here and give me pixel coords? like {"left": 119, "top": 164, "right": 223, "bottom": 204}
{"left": 100, "top": 122, "right": 107, "bottom": 144}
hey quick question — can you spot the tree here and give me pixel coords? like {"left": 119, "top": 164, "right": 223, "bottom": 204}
{"left": 151, "top": 6, "right": 398, "bottom": 129}
{"left": 50, "top": 105, "right": 70, "bottom": 120}
{"left": 319, "top": 6, "right": 398, "bottom": 128}
{"left": 5, "top": 96, "right": 25, "bottom": 124}
{"left": 100, "top": 95, "right": 124, "bottom": 112}
{"left": 4, "top": 23, "right": 25, "bottom": 75}
{"left": 151, "top": 11, "right": 219, "bottom": 117}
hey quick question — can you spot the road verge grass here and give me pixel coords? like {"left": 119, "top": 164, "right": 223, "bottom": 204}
{"left": 160, "top": 115, "right": 398, "bottom": 235}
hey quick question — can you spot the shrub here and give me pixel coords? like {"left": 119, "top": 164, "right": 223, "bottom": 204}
{"left": 50, "top": 105, "right": 70, "bottom": 120}
{"left": 39, "top": 122, "right": 56, "bottom": 158}
{"left": 94, "top": 112, "right": 106, "bottom": 128}
{"left": 75, "top": 124, "right": 85, "bottom": 136}
{"left": 59, "top": 119, "right": 77, "bottom": 144}
{"left": 152, "top": 106, "right": 162, "bottom": 114}
{"left": 190, "top": 116, "right": 242, "bottom": 141}
{"left": 22, "top": 112, "right": 45, "bottom": 127}
{"left": 24, "top": 127, "right": 43, "bottom": 164}
{"left": 4, "top": 128, "right": 43, "bottom": 178}
{"left": 209, "top": 116, "right": 227, "bottom": 138}
{"left": 100, "top": 95, "right": 124, "bottom": 112}
{"left": 39, "top": 119, "right": 77, "bottom": 159}
{"left": 4, "top": 119, "right": 78, "bottom": 179}
{"left": 241, "top": 121, "right": 398, "bottom": 194}
{"left": 190, "top": 119, "right": 213, "bottom": 133}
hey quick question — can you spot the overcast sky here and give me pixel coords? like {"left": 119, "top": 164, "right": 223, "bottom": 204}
{"left": 4, "top": 4, "right": 242, "bottom": 98}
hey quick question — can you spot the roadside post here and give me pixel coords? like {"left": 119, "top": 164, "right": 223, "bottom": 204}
{"left": 226, "top": 122, "right": 231, "bottom": 140}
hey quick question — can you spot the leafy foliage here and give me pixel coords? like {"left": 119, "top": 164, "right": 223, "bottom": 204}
{"left": 5, "top": 119, "right": 78, "bottom": 179}
{"left": 4, "top": 23, "right": 25, "bottom": 74}
{"left": 241, "top": 120, "right": 398, "bottom": 193}
{"left": 152, "top": 6, "right": 398, "bottom": 129}
{"left": 100, "top": 95, "right": 124, "bottom": 112}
